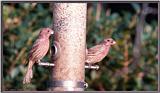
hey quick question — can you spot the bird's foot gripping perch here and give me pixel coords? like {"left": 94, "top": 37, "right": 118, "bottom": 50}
{"left": 38, "top": 62, "right": 99, "bottom": 70}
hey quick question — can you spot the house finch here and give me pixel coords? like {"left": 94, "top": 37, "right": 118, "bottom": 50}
{"left": 23, "top": 28, "right": 54, "bottom": 84}
{"left": 85, "top": 38, "right": 116, "bottom": 64}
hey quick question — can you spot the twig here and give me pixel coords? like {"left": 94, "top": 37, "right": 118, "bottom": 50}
{"left": 132, "top": 4, "right": 147, "bottom": 69}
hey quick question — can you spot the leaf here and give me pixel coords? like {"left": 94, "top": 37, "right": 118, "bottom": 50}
{"left": 131, "top": 3, "right": 140, "bottom": 14}
{"left": 91, "top": 70, "right": 97, "bottom": 80}
{"left": 10, "top": 67, "right": 19, "bottom": 78}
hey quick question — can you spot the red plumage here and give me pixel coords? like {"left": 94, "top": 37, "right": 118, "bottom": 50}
{"left": 85, "top": 38, "right": 116, "bottom": 64}
{"left": 23, "top": 28, "right": 54, "bottom": 84}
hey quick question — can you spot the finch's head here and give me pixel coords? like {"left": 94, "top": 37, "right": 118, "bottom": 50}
{"left": 103, "top": 38, "right": 116, "bottom": 46}
{"left": 39, "top": 28, "right": 54, "bottom": 38}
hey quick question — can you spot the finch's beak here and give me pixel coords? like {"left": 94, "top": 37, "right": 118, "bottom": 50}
{"left": 50, "top": 31, "right": 54, "bottom": 34}
{"left": 112, "top": 41, "right": 116, "bottom": 45}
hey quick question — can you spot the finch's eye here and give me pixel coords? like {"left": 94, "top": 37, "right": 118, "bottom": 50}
{"left": 47, "top": 30, "right": 50, "bottom": 32}
{"left": 107, "top": 40, "right": 110, "bottom": 42}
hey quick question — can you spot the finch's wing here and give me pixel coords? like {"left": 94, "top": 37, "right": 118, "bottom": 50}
{"left": 28, "top": 39, "right": 44, "bottom": 60}
{"left": 87, "top": 44, "right": 105, "bottom": 56}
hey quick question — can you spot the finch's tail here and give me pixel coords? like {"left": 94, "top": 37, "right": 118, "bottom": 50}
{"left": 23, "top": 61, "right": 34, "bottom": 84}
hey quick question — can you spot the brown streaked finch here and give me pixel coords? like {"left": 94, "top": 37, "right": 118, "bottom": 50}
{"left": 23, "top": 28, "right": 54, "bottom": 84}
{"left": 85, "top": 38, "right": 116, "bottom": 64}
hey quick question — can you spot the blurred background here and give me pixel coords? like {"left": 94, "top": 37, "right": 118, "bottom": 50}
{"left": 2, "top": 3, "right": 158, "bottom": 91}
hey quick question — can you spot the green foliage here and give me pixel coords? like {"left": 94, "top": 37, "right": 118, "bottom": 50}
{"left": 3, "top": 3, "right": 157, "bottom": 91}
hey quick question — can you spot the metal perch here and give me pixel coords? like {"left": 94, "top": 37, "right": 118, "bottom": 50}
{"left": 38, "top": 62, "right": 99, "bottom": 70}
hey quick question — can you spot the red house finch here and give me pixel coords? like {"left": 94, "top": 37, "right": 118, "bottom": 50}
{"left": 85, "top": 38, "right": 116, "bottom": 64}
{"left": 23, "top": 28, "right": 54, "bottom": 84}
